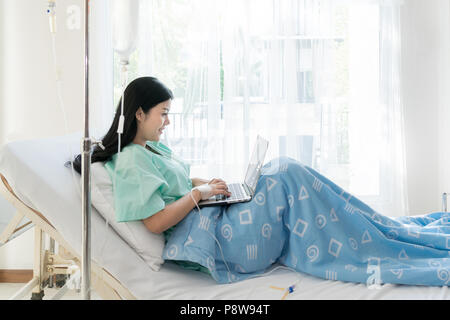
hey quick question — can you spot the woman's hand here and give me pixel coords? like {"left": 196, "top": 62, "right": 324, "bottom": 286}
{"left": 209, "top": 180, "right": 232, "bottom": 198}
{"left": 194, "top": 179, "right": 231, "bottom": 200}
{"left": 209, "top": 178, "right": 231, "bottom": 198}
{"left": 208, "top": 178, "right": 226, "bottom": 185}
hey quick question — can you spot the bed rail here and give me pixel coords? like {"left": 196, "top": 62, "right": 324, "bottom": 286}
{"left": 0, "top": 211, "right": 32, "bottom": 245}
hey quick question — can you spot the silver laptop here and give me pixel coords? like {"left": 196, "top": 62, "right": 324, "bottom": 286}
{"left": 198, "top": 135, "right": 269, "bottom": 207}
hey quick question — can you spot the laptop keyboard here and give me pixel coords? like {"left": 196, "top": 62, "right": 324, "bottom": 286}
{"left": 215, "top": 183, "right": 246, "bottom": 201}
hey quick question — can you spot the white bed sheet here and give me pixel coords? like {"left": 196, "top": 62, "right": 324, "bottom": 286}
{"left": 0, "top": 133, "right": 448, "bottom": 300}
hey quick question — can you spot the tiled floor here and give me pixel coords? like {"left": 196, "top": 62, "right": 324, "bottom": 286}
{"left": 0, "top": 282, "right": 101, "bottom": 300}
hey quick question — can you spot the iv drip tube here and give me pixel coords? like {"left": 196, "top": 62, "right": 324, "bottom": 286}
{"left": 117, "top": 63, "right": 128, "bottom": 154}
{"left": 112, "top": 0, "right": 139, "bottom": 154}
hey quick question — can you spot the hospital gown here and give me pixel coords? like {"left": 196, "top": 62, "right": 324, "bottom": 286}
{"left": 105, "top": 141, "right": 209, "bottom": 273}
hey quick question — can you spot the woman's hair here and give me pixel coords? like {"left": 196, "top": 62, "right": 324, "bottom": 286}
{"left": 71, "top": 76, "right": 173, "bottom": 174}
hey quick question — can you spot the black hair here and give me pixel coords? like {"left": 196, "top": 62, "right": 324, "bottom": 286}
{"left": 71, "top": 76, "right": 173, "bottom": 174}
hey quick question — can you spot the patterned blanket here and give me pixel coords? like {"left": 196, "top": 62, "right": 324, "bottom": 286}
{"left": 163, "top": 156, "right": 450, "bottom": 286}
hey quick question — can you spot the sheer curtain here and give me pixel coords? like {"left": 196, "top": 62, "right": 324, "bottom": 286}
{"left": 122, "top": 0, "right": 408, "bottom": 217}
{"left": 377, "top": 0, "right": 409, "bottom": 216}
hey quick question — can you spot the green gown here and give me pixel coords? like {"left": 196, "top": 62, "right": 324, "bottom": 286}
{"left": 105, "top": 140, "right": 209, "bottom": 274}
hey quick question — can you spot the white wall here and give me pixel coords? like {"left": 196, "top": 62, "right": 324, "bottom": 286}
{"left": 401, "top": 0, "right": 450, "bottom": 215}
{"left": 436, "top": 0, "right": 450, "bottom": 211}
{"left": 0, "top": 0, "right": 112, "bottom": 269}
{"left": 0, "top": 0, "right": 83, "bottom": 270}
{"left": 0, "top": 0, "right": 85, "bottom": 144}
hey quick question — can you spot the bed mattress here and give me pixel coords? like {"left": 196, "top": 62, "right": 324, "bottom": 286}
{"left": 0, "top": 133, "right": 448, "bottom": 300}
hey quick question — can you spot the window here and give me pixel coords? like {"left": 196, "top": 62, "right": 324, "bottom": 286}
{"left": 111, "top": 0, "right": 407, "bottom": 216}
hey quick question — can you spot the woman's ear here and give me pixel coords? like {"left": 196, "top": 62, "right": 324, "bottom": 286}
{"left": 135, "top": 107, "right": 144, "bottom": 122}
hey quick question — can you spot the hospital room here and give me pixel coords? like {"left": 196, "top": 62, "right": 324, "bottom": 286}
{"left": 0, "top": 0, "right": 449, "bottom": 306}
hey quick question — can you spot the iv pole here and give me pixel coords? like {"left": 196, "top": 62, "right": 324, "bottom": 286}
{"left": 80, "top": 0, "right": 137, "bottom": 299}
{"left": 48, "top": 0, "right": 125, "bottom": 300}
{"left": 81, "top": 0, "right": 92, "bottom": 300}
{"left": 46, "top": 0, "right": 94, "bottom": 300}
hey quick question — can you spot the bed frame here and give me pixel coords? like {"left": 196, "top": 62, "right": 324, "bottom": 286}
{"left": 0, "top": 173, "right": 136, "bottom": 300}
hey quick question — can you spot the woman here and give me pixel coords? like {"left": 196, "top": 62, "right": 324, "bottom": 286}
{"left": 73, "top": 76, "right": 230, "bottom": 274}
{"left": 73, "top": 76, "right": 230, "bottom": 234}
{"left": 74, "top": 76, "right": 450, "bottom": 287}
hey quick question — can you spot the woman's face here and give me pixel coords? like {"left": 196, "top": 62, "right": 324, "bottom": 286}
{"left": 135, "top": 99, "right": 171, "bottom": 143}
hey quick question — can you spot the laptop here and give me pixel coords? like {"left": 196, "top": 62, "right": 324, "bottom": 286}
{"left": 198, "top": 135, "right": 269, "bottom": 207}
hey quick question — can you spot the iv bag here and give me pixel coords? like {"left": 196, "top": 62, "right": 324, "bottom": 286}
{"left": 112, "top": 0, "right": 139, "bottom": 64}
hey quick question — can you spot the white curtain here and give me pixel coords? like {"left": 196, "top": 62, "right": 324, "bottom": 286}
{"left": 377, "top": 0, "right": 409, "bottom": 216}
{"left": 121, "top": 0, "right": 408, "bottom": 217}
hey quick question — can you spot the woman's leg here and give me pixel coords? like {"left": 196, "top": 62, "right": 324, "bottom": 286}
{"left": 263, "top": 156, "right": 450, "bottom": 286}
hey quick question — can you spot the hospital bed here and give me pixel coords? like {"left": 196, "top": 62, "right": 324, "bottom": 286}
{"left": 0, "top": 134, "right": 448, "bottom": 300}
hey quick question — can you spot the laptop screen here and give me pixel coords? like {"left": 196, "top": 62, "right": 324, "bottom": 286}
{"left": 244, "top": 135, "right": 269, "bottom": 194}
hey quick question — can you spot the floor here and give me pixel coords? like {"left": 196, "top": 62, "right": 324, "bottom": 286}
{"left": 0, "top": 282, "right": 102, "bottom": 300}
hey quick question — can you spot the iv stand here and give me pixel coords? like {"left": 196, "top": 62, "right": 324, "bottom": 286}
{"left": 81, "top": 0, "right": 92, "bottom": 300}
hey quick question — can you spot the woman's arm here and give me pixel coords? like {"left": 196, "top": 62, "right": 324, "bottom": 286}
{"left": 143, "top": 189, "right": 202, "bottom": 234}
{"left": 143, "top": 181, "right": 231, "bottom": 234}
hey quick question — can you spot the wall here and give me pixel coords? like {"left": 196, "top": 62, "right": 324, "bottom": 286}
{"left": 0, "top": 0, "right": 4, "bottom": 144}
{"left": 0, "top": 0, "right": 84, "bottom": 270}
{"left": 0, "top": 0, "right": 85, "bottom": 144}
{"left": 437, "top": 0, "right": 450, "bottom": 210}
{"left": 0, "top": 0, "right": 112, "bottom": 270}
{"left": 401, "top": 0, "right": 450, "bottom": 215}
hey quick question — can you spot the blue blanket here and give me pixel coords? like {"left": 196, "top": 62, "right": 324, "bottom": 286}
{"left": 163, "top": 156, "right": 450, "bottom": 286}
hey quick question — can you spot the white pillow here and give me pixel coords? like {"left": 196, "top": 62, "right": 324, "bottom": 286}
{"left": 90, "top": 162, "right": 165, "bottom": 271}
